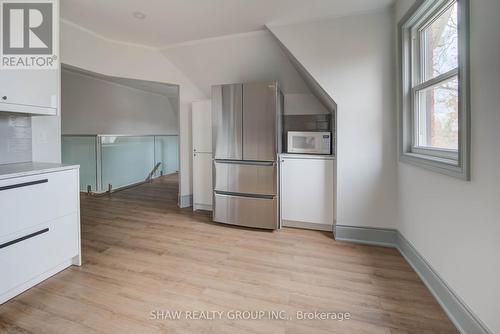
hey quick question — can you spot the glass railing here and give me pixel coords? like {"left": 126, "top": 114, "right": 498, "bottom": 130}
{"left": 101, "top": 136, "right": 155, "bottom": 191}
{"left": 154, "top": 135, "right": 180, "bottom": 177}
{"left": 61, "top": 135, "right": 98, "bottom": 192}
{"left": 62, "top": 134, "right": 179, "bottom": 193}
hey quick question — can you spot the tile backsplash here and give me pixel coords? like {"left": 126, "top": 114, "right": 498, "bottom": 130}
{"left": 283, "top": 114, "right": 332, "bottom": 132}
{"left": 0, "top": 114, "right": 32, "bottom": 165}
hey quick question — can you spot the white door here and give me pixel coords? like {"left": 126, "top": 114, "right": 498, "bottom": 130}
{"left": 0, "top": 69, "right": 58, "bottom": 115}
{"left": 281, "top": 158, "right": 335, "bottom": 229}
{"left": 192, "top": 100, "right": 212, "bottom": 153}
{"left": 193, "top": 152, "right": 213, "bottom": 211}
{"left": 192, "top": 100, "right": 213, "bottom": 211}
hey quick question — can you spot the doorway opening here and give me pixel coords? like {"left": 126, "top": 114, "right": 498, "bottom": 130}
{"left": 60, "top": 64, "right": 181, "bottom": 202}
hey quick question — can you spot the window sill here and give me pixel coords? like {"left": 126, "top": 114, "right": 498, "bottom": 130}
{"left": 399, "top": 152, "right": 469, "bottom": 180}
{"left": 407, "top": 152, "right": 458, "bottom": 166}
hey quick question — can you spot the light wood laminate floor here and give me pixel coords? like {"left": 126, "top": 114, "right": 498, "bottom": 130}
{"left": 0, "top": 174, "right": 457, "bottom": 334}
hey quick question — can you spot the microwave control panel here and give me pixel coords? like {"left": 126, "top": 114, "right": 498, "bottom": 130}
{"left": 322, "top": 135, "right": 331, "bottom": 153}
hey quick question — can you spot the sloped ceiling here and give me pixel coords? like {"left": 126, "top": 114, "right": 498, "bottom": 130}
{"left": 160, "top": 31, "right": 312, "bottom": 97}
{"left": 267, "top": 28, "right": 337, "bottom": 112}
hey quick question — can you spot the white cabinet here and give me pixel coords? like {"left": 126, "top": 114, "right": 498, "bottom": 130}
{"left": 280, "top": 156, "right": 335, "bottom": 231}
{"left": 192, "top": 100, "right": 212, "bottom": 153}
{"left": 193, "top": 152, "right": 213, "bottom": 211}
{"left": 192, "top": 100, "right": 213, "bottom": 211}
{"left": 0, "top": 69, "right": 58, "bottom": 115}
{"left": 0, "top": 166, "right": 81, "bottom": 304}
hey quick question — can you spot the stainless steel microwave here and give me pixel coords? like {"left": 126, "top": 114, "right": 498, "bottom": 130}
{"left": 287, "top": 131, "right": 331, "bottom": 155}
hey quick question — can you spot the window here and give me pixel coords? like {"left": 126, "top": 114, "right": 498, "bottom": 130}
{"left": 399, "top": 0, "right": 470, "bottom": 179}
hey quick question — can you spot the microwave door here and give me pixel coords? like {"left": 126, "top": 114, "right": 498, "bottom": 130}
{"left": 291, "top": 135, "right": 317, "bottom": 153}
{"left": 296, "top": 136, "right": 316, "bottom": 150}
{"left": 288, "top": 132, "right": 331, "bottom": 154}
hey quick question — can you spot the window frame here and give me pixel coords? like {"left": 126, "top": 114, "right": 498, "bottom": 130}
{"left": 398, "top": 0, "right": 470, "bottom": 180}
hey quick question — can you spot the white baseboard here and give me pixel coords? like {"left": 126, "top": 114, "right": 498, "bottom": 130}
{"left": 335, "top": 225, "right": 397, "bottom": 247}
{"left": 178, "top": 195, "right": 192, "bottom": 208}
{"left": 282, "top": 219, "right": 332, "bottom": 231}
{"left": 335, "top": 224, "right": 492, "bottom": 334}
{"left": 193, "top": 203, "right": 212, "bottom": 211}
{"left": 397, "top": 233, "right": 491, "bottom": 334}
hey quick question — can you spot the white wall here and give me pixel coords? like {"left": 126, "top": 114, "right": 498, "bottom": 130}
{"left": 269, "top": 9, "right": 398, "bottom": 229}
{"left": 61, "top": 69, "right": 178, "bottom": 135}
{"left": 61, "top": 20, "right": 206, "bottom": 198}
{"left": 395, "top": 1, "right": 500, "bottom": 333}
{"left": 284, "top": 93, "right": 329, "bottom": 115}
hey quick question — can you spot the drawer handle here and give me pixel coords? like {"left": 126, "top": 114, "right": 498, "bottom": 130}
{"left": 0, "top": 179, "right": 48, "bottom": 192}
{"left": 0, "top": 228, "right": 49, "bottom": 249}
{"left": 214, "top": 160, "right": 275, "bottom": 167}
{"left": 215, "top": 191, "right": 275, "bottom": 200}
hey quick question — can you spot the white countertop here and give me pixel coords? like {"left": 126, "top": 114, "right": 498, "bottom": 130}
{"left": 0, "top": 162, "right": 80, "bottom": 181}
{"left": 280, "top": 153, "right": 336, "bottom": 160}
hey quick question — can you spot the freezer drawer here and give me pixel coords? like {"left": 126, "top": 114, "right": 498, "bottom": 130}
{"left": 214, "top": 160, "right": 277, "bottom": 196}
{"left": 213, "top": 193, "right": 278, "bottom": 229}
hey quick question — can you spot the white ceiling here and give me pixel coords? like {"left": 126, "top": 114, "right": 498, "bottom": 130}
{"left": 61, "top": 0, "right": 394, "bottom": 48}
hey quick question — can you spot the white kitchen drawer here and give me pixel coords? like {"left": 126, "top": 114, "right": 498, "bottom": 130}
{"left": 0, "top": 169, "right": 79, "bottom": 237}
{"left": 0, "top": 213, "right": 79, "bottom": 298}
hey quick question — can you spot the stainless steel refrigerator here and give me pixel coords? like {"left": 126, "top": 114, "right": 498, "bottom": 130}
{"left": 212, "top": 82, "right": 282, "bottom": 230}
